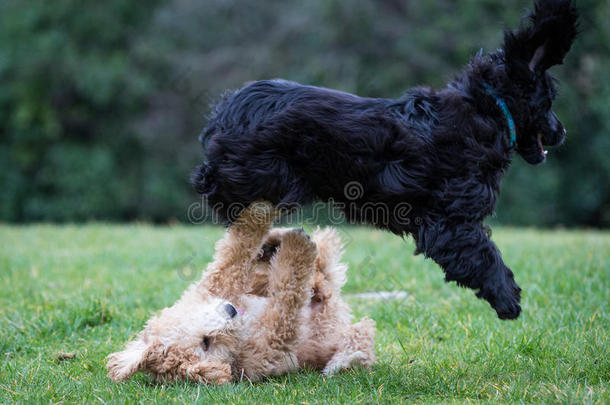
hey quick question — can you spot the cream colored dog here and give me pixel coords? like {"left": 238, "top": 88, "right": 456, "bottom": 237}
{"left": 107, "top": 202, "right": 376, "bottom": 384}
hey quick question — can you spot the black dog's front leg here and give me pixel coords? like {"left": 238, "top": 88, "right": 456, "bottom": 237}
{"left": 416, "top": 221, "right": 521, "bottom": 319}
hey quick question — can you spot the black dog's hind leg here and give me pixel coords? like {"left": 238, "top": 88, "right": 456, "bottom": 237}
{"left": 415, "top": 220, "right": 521, "bottom": 319}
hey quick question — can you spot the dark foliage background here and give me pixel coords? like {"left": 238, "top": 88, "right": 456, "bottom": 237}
{"left": 1, "top": 0, "right": 608, "bottom": 226}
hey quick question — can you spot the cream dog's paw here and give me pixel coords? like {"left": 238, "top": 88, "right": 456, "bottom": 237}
{"left": 281, "top": 228, "right": 317, "bottom": 260}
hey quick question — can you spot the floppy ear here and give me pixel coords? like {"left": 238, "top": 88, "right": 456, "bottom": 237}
{"left": 503, "top": 0, "right": 578, "bottom": 76}
{"left": 106, "top": 339, "right": 149, "bottom": 382}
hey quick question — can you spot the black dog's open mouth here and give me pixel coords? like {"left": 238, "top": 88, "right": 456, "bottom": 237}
{"left": 519, "top": 134, "right": 550, "bottom": 165}
{"left": 536, "top": 133, "right": 548, "bottom": 159}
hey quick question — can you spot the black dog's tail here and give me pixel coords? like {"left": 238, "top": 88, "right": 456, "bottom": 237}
{"left": 191, "top": 123, "right": 219, "bottom": 196}
{"left": 190, "top": 159, "right": 237, "bottom": 222}
{"left": 191, "top": 161, "right": 238, "bottom": 223}
{"left": 190, "top": 162, "right": 217, "bottom": 196}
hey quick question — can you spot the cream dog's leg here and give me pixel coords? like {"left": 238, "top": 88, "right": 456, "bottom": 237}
{"left": 322, "top": 318, "right": 376, "bottom": 375}
{"left": 201, "top": 201, "right": 275, "bottom": 299}
{"left": 235, "top": 228, "right": 317, "bottom": 380}
{"left": 264, "top": 228, "right": 317, "bottom": 347}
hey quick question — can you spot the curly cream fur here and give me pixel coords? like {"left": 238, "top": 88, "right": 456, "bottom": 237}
{"left": 107, "top": 201, "right": 376, "bottom": 384}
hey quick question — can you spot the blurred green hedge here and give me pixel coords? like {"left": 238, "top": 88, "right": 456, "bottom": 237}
{"left": 1, "top": 0, "right": 608, "bottom": 226}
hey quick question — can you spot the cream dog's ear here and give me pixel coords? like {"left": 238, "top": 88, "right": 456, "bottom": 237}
{"left": 106, "top": 339, "right": 149, "bottom": 382}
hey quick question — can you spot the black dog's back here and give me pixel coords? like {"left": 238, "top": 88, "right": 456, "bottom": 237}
{"left": 194, "top": 79, "right": 437, "bottom": 229}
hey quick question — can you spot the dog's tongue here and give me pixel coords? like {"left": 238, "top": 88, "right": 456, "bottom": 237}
{"left": 537, "top": 134, "right": 548, "bottom": 157}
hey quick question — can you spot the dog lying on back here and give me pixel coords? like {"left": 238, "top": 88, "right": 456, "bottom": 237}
{"left": 107, "top": 202, "right": 375, "bottom": 383}
{"left": 191, "top": 0, "right": 578, "bottom": 320}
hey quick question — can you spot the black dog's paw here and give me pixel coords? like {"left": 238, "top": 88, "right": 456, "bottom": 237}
{"left": 493, "top": 289, "right": 522, "bottom": 320}
{"left": 477, "top": 266, "right": 522, "bottom": 320}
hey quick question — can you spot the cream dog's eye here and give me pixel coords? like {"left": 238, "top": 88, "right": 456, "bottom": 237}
{"left": 201, "top": 337, "right": 210, "bottom": 351}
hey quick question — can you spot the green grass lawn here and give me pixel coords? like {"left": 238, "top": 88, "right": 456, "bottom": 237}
{"left": 1, "top": 224, "right": 609, "bottom": 403}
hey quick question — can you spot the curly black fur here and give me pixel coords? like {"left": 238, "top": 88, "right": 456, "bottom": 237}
{"left": 192, "top": 0, "right": 578, "bottom": 320}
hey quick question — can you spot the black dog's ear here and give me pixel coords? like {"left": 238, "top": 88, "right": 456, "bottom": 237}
{"left": 503, "top": 0, "right": 578, "bottom": 77}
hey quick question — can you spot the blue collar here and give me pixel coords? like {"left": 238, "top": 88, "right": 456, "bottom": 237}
{"left": 482, "top": 82, "right": 517, "bottom": 148}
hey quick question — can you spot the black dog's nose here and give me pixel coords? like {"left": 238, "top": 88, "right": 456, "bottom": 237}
{"left": 225, "top": 303, "right": 237, "bottom": 318}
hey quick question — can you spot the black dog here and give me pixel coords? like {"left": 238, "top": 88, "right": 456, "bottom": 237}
{"left": 192, "top": 0, "right": 578, "bottom": 319}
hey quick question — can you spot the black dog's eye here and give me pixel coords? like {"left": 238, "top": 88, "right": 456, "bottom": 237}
{"left": 201, "top": 337, "right": 210, "bottom": 351}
